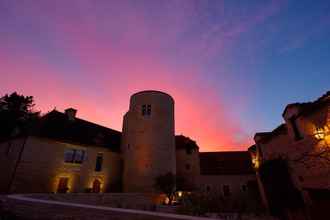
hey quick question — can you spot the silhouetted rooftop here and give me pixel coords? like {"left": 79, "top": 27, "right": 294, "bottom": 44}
{"left": 35, "top": 110, "right": 121, "bottom": 152}
{"left": 282, "top": 90, "right": 330, "bottom": 117}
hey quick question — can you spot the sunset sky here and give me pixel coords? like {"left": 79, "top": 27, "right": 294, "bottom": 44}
{"left": 1, "top": 0, "right": 330, "bottom": 151}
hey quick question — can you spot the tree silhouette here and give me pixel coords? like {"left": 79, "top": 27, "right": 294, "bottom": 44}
{"left": 0, "top": 92, "right": 39, "bottom": 140}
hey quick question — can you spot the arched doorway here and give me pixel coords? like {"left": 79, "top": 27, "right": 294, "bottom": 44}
{"left": 92, "top": 179, "right": 101, "bottom": 193}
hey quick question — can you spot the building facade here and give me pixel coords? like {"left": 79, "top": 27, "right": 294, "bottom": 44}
{"left": 250, "top": 91, "right": 330, "bottom": 218}
{"left": 0, "top": 90, "right": 256, "bottom": 198}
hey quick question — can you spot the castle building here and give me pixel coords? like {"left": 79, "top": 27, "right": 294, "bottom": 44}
{"left": 0, "top": 90, "right": 256, "bottom": 199}
{"left": 249, "top": 91, "right": 330, "bottom": 219}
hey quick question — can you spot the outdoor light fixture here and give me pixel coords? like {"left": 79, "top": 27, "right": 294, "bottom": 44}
{"left": 252, "top": 156, "right": 260, "bottom": 169}
{"left": 314, "top": 127, "right": 325, "bottom": 140}
{"left": 177, "top": 191, "right": 183, "bottom": 197}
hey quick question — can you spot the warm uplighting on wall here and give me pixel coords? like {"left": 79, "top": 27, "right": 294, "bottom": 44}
{"left": 53, "top": 173, "right": 74, "bottom": 193}
{"left": 252, "top": 156, "right": 260, "bottom": 169}
{"left": 314, "top": 125, "right": 330, "bottom": 141}
{"left": 89, "top": 177, "right": 103, "bottom": 193}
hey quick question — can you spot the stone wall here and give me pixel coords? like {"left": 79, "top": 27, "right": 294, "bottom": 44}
{"left": 0, "top": 136, "right": 122, "bottom": 194}
{"left": 122, "top": 91, "right": 176, "bottom": 192}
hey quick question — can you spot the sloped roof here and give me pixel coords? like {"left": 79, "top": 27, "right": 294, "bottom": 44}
{"left": 199, "top": 151, "right": 254, "bottom": 175}
{"left": 255, "top": 124, "right": 288, "bottom": 144}
{"left": 35, "top": 110, "right": 121, "bottom": 152}
{"left": 175, "top": 135, "right": 199, "bottom": 150}
{"left": 282, "top": 90, "right": 330, "bottom": 117}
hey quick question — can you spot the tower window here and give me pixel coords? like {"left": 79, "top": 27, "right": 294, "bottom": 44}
{"left": 147, "top": 104, "right": 151, "bottom": 115}
{"left": 95, "top": 153, "right": 103, "bottom": 172}
{"left": 142, "top": 104, "right": 151, "bottom": 116}
{"left": 142, "top": 105, "right": 146, "bottom": 115}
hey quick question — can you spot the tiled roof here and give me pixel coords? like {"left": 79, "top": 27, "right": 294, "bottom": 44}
{"left": 199, "top": 151, "right": 254, "bottom": 175}
{"left": 35, "top": 110, "right": 121, "bottom": 152}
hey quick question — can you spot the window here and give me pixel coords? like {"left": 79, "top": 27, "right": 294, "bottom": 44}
{"left": 290, "top": 117, "right": 303, "bottom": 140}
{"left": 142, "top": 104, "right": 151, "bottom": 116}
{"left": 95, "top": 153, "right": 103, "bottom": 172}
{"left": 64, "top": 149, "right": 85, "bottom": 164}
{"left": 185, "top": 163, "right": 191, "bottom": 170}
{"left": 147, "top": 104, "right": 151, "bottom": 115}
{"left": 241, "top": 184, "right": 247, "bottom": 192}
{"left": 142, "top": 104, "right": 146, "bottom": 115}
{"left": 206, "top": 185, "right": 211, "bottom": 192}
{"left": 223, "top": 185, "right": 231, "bottom": 197}
{"left": 74, "top": 150, "right": 85, "bottom": 163}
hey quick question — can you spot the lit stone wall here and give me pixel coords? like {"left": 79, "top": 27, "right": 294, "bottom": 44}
{"left": 256, "top": 102, "right": 330, "bottom": 195}
{"left": 122, "top": 91, "right": 176, "bottom": 192}
{"left": 0, "top": 136, "right": 122, "bottom": 193}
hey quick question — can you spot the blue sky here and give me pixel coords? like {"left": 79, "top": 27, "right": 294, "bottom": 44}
{"left": 0, "top": 0, "right": 329, "bottom": 151}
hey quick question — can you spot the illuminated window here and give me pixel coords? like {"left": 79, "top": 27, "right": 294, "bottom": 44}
{"left": 95, "top": 153, "right": 103, "bottom": 172}
{"left": 64, "top": 149, "right": 85, "bottom": 164}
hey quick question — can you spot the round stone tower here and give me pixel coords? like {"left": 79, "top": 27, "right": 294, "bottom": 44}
{"left": 122, "top": 90, "right": 176, "bottom": 192}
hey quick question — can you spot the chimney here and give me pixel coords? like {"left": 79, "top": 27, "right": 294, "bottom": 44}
{"left": 65, "top": 108, "right": 77, "bottom": 121}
